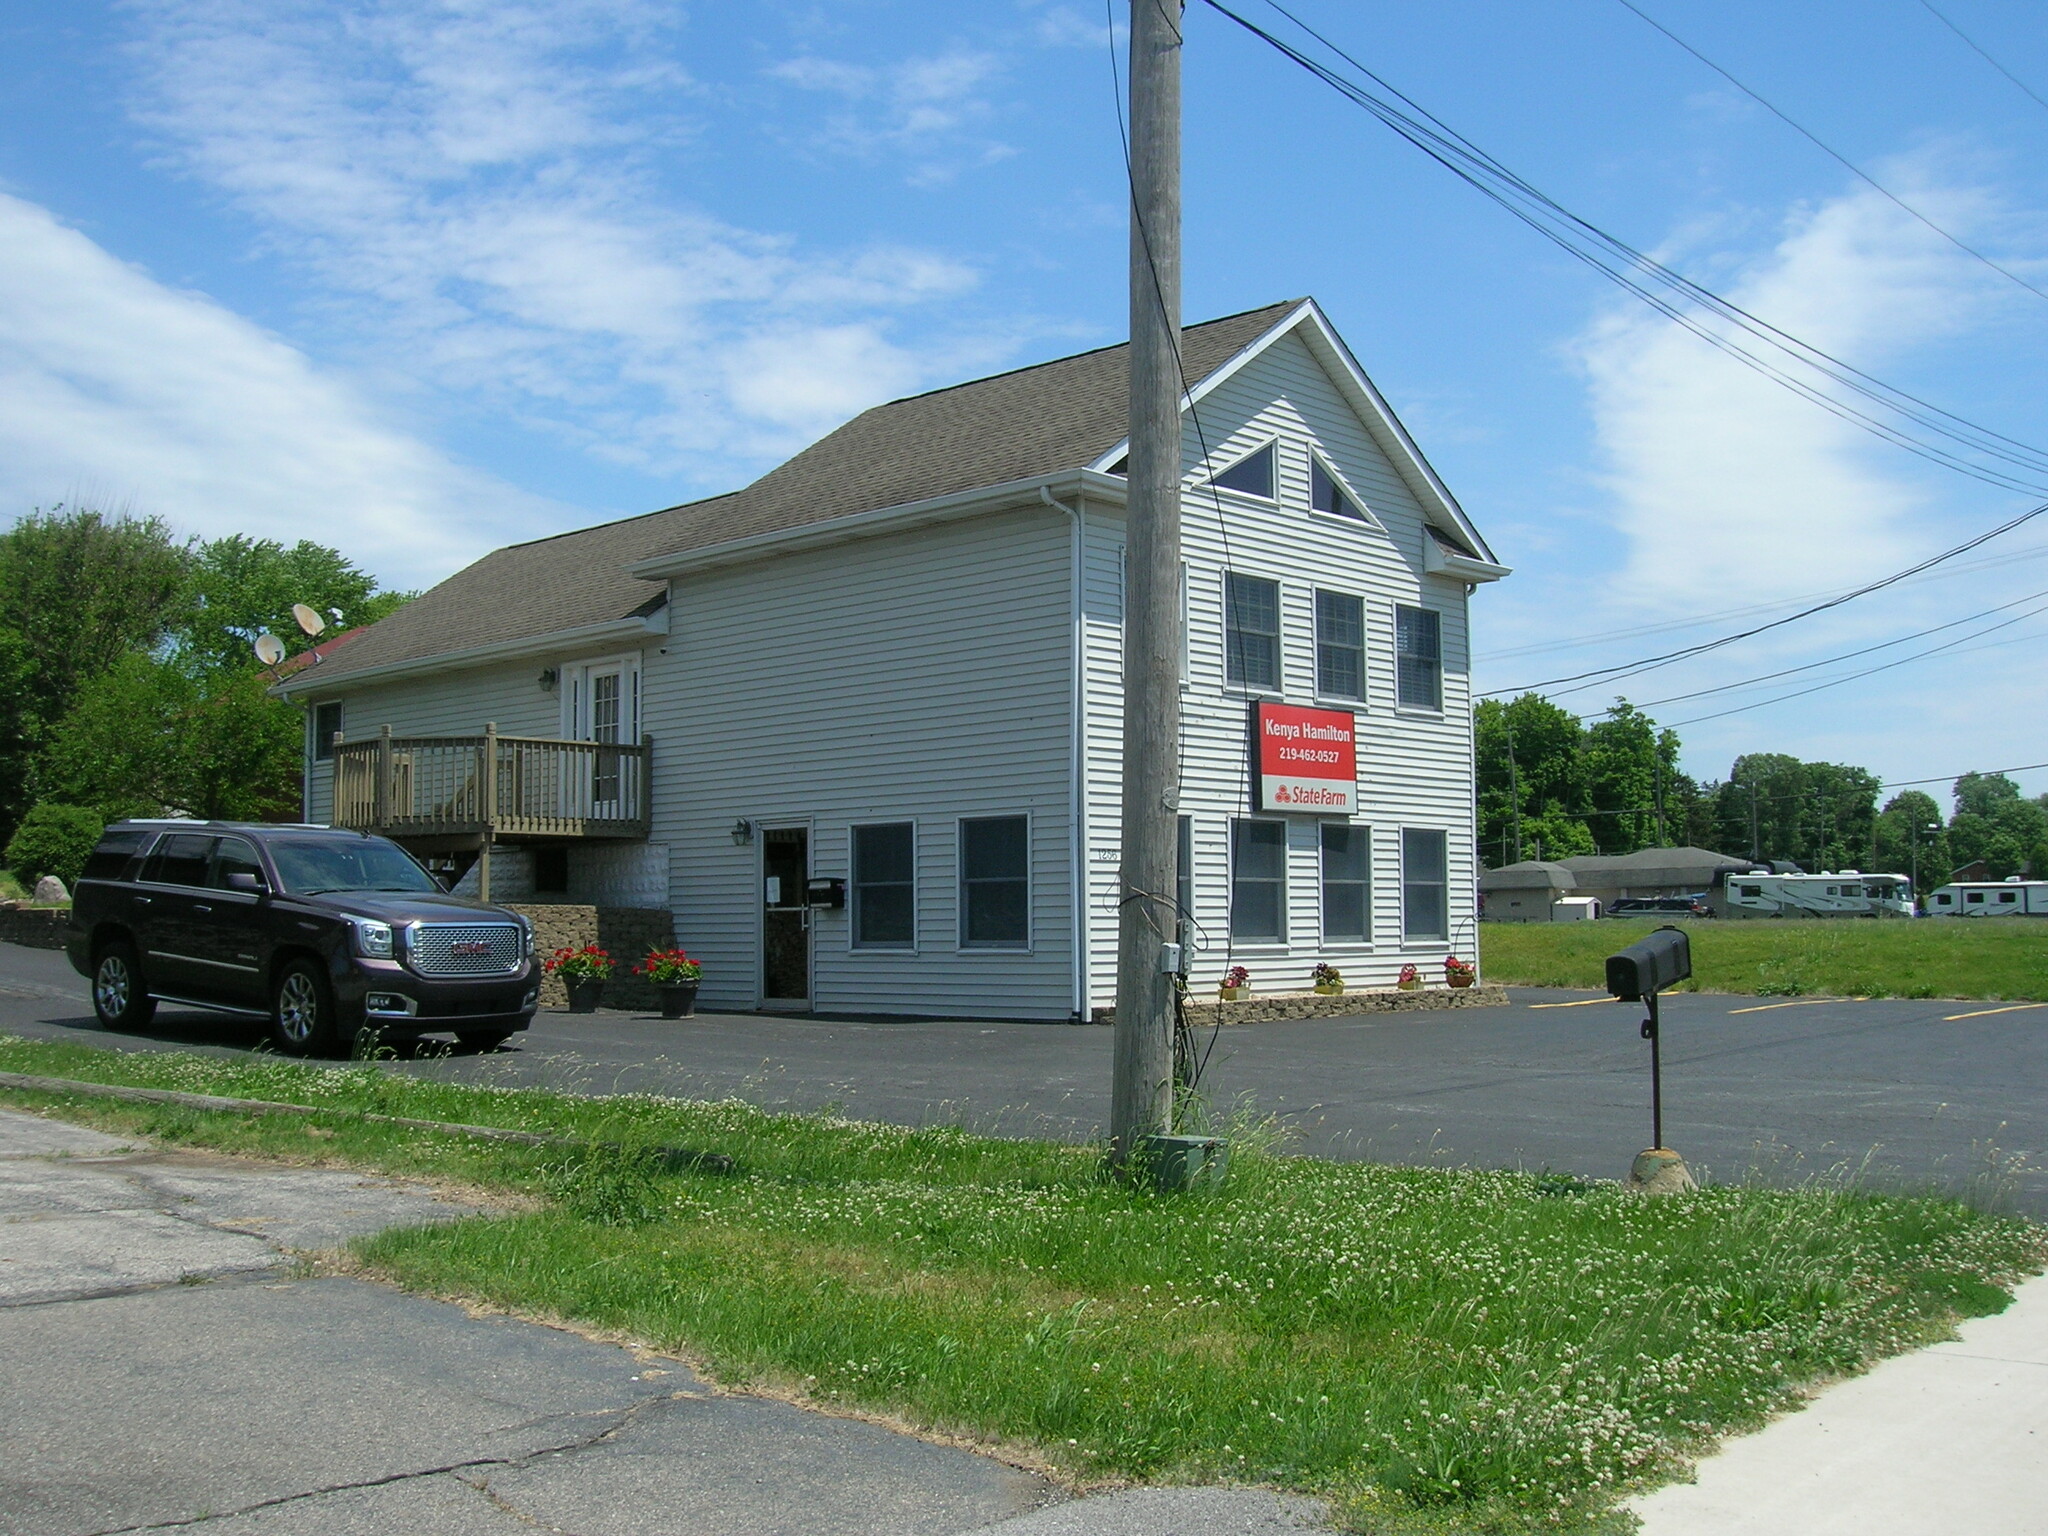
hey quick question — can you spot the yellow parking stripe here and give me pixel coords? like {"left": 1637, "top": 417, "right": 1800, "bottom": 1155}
{"left": 1727, "top": 997, "right": 1865, "bottom": 1014}
{"left": 1527, "top": 997, "right": 1617, "bottom": 1009}
{"left": 1943, "top": 1002, "right": 2048, "bottom": 1021}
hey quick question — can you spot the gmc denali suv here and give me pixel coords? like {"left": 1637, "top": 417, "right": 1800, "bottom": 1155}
{"left": 66, "top": 821, "right": 539, "bottom": 1055}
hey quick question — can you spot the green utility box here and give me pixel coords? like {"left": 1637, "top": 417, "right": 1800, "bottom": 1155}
{"left": 1136, "top": 1133, "right": 1230, "bottom": 1192}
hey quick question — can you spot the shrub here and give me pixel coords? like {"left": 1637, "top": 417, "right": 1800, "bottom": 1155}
{"left": 6, "top": 803, "right": 104, "bottom": 892}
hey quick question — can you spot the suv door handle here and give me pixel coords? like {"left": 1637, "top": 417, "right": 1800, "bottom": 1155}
{"left": 132, "top": 895, "right": 152, "bottom": 906}
{"left": 193, "top": 903, "right": 213, "bottom": 913}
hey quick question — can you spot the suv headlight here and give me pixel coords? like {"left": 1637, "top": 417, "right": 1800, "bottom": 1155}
{"left": 517, "top": 914, "right": 535, "bottom": 959}
{"left": 349, "top": 917, "right": 396, "bottom": 959}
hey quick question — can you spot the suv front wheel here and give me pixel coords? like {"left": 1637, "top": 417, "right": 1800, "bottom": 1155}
{"left": 271, "top": 958, "right": 337, "bottom": 1056}
{"left": 92, "top": 940, "right": 157, "bottom": 1032}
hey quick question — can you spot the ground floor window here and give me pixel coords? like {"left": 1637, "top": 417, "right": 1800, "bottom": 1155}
{"left": 852, "top": 822, "right": 915, "bottom": 948}
{"left": 1231, "top": 818, "right": 1286, "bottom": 941}
{"left": 1321, "top": 823, "right": 1371, "bottom": 941}
{"left": 1176, "top": 815, "right": 1193, "bottom": 935}
{"left": 1402, "top": 827, "right": 1449, "bottom": 941}
{"left": 960, "top": 815, "right": 1029, "bottom": 947}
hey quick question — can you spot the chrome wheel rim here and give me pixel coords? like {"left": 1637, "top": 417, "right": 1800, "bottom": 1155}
{"left": 277, "top": 971, "right": 320, "bottom": 1044}
{"left": 94, "top": 956, "right": 131, "bottom": 1019}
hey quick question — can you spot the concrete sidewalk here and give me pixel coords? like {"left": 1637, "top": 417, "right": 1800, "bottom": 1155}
{"left": 1632, "top": 1271, "right": 2048, "bottom": 1536}
{"left": 0, "top": 1107, "right": 1325, "bottom": 1536}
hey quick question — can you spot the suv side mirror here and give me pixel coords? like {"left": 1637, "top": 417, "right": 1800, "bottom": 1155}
{"left": 226, "top": 871, "right": 266, "bottom": 894}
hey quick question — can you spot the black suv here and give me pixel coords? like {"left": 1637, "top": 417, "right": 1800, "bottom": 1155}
{"left": 66, "top": 821, "right": 538, "bottom": 1055}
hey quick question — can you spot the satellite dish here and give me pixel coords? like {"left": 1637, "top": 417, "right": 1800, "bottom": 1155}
{"left": 253, "top": 633, "right": 286, "bottom": 667}
{"left": 291, "top": 603, "right": 326, "bottom": 636}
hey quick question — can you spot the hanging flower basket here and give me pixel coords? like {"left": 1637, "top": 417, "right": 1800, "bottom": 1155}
{"left": 1444, "top": 955, "right": 1478, "bottom": 989}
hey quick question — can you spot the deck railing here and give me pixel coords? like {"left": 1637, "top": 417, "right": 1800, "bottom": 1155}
{"left": 332, "top": 724, "right": 650, "bottom": 840}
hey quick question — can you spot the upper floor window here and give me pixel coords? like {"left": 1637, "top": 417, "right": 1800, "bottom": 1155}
{"left": 313, "top": 701, "right": 343, "bottom": 761}
{"left": 1224, "top": 573, "right": 1280, "bottom": 691}
{"left": 1209, "top": 442, "right": 1275, "bottom": 500}
{"left": 960, "top": 815, "right": 1029, "bottom": 948}
{"left": 1310, "top": 457, "right": 1365, "bottom": 520}
{"left": 1315, "top": 590, "right": 1364, "bottom": 700}
{"left": 1396, "top": 605, "right": 1442, "bottom": 710}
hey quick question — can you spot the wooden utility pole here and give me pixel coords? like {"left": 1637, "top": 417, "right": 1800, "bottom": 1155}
{"left": 1110, "top": 0, "right": 1184, "bottom": 1163}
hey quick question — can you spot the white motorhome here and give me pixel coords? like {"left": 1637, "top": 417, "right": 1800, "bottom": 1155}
{"left": 1927, "top": 878, "right": 2048, "bottom": 917}
{"left": 1721, "top": 870, "right": 1914, "bottom": 918}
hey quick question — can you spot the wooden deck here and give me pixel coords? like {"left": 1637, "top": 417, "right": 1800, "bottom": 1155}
{"left": 332, "top": 726, "right": 650, "bottom": 843}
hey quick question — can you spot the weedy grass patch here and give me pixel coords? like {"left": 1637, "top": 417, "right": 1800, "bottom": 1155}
{"left": 1479, "top": 917, "right": 2048, "bottom": 1000}
{"left": 2, "top": 1034, "right": 2041, "bottom": 1534}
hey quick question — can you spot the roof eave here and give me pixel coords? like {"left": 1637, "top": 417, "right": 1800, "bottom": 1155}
{"left": 271, "top": 609, "right": 670, "bottom": 698}
{"left": 625, "top": 468, "right": 1112, "bottom": 580}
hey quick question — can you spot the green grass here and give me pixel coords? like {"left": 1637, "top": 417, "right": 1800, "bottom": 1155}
{"left": 1480, "top": 917, "right": 2048, "bottom": 999}
{"left": 3, "top": 1034, "right": 2041, "bottom": 1535}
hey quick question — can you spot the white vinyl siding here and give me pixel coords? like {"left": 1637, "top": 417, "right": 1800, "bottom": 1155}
{"left": 1082, "top": 327, "right": 1480, "bottom": 1002}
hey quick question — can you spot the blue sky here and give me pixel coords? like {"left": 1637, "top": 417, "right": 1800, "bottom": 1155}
{"left": 2, "top": 0, "right": 2044, "bottom": 808}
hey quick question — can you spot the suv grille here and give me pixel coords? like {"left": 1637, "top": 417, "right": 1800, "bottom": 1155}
{"left": 407, "top": 923, "right": 523, "bottom": 976}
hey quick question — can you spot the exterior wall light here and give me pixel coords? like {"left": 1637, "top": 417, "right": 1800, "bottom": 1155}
{"left": 537, "top": 666, "right": 558, "bottom": 692}
{"left": 730, "top": 819, "right": 754, "bottom": 846}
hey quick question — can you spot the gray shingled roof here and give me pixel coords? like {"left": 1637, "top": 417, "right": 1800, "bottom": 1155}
{"left": 302, "top": 300, "right": 1301, "bottom": 685}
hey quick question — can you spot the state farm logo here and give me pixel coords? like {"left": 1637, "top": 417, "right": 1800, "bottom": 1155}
{"left": 450, "top": 940, "right": 494, "bottom": 956}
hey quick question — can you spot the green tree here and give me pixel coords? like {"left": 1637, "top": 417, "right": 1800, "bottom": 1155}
{"left": 182, "top": 535, "right": 410, "bottom": 672}
{"left": 0, "top": 507, "right": 189, "bottom": 841}
{"left": 1948, "top": 772, "right": 2048, "bottom": 879}
{"left": 1580, "top": 700, "right": 1682, "bottom": 854}
{"left": 4, "top": 803, "right": 105, "bottom": 890}
{"left": 35, "top": 653, "right": 302, "bottom": 823}
{"left": 1475, "top": 694, "right": 1587, "bottom": 866}
{"left": 1874, "top": 791, "right": 1948, "bottom": 893}
{"left": 1802, "top": 762, "right": 1881, "bottom": 872}
{"left": 1715, "top": 754, "right": 1808, "bottom": 863}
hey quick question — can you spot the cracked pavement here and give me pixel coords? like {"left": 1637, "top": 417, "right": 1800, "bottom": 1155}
{"left": 0, "top": 1108, "right": 1328, "bottom": 1536}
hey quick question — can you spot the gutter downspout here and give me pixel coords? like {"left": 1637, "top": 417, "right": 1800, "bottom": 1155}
{"left": 1041, "top": 484, "right": 1088, "bottom": 1023}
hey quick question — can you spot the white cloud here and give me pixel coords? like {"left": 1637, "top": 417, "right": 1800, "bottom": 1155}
{"left": 767, "top": 45, "right": 1013, "bottom": 176}
{"left": 120, "top": 0, "right": 987, "bottom": 482}
{"left": 0, "top": 192, "right": 568, "bottom": 588}
{"left": 1577, "top": 170, "right": 2014, "bottom": 604}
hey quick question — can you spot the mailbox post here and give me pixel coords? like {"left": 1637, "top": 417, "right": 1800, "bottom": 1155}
{"left": 1605, "top": 925, "right": 1694, "bottom": 1192}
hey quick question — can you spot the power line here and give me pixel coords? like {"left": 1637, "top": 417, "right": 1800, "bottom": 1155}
{"left": 1665, "top": 594, "right": 2048, "bottom": 726}
{"left": 1202, "top": 0, "right": 2048, "bottom": 496}
{"left": 1488, "top": 499, "right": 2048, "bottom": 696}
{"left": 1615, "top": 0, "right": 2048, "bottom": 303}
{"left": 1918, "top": 0, "right": 2048, "bottom": 117}
{"left": 1595, "top": 583, "right": 2048, "bottom": 714}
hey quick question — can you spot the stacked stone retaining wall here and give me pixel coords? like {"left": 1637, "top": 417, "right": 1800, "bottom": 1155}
{"left": 506, "top": 904, "right": 675, "bottom": 1010}
{"left": 1093, "top": 983, "right": 1509, "bottom": 1027}
{"left": 0, "top": 907, "right": 69, "bottom": 949}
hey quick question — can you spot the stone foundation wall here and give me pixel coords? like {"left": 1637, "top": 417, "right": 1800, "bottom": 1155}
{"left": 1093, "top": 983, "right": 1509, "bottom": 1027}
{"left": 506, "top": 903, "right": 675, "bottom": 1010}
{"left": 0, "top": 907, "right": 69, "bottom": 949}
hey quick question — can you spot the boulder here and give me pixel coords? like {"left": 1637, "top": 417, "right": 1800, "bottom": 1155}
{"left": 32, "top": 875, "right": 68, "bottom": 905}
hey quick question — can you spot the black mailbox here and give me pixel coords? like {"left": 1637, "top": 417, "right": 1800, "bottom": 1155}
{"left": 1605, "top": 925, "right": 1691, "bottom": 1000}
{"left": 806, "top": 877, "right": 846, "bottom": 909}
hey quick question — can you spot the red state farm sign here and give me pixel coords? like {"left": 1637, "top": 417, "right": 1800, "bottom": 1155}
{"left": 1252, "top": 702, "right": 1357, "bottom": 813}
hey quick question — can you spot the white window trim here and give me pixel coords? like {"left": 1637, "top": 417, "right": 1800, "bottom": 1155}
{"left": 1312, "top": 586, "right": 1368, "bottom": 707}
{"left": 849, "top": 818, "right": 919, "bottom": 954}
{"left": 1222, "top": 570, "right": 1285, "bottom": 697}
{"left": 1306, "top": 448, "right": 1383, "bottom": 530}
{"left": 1399, "top": 825, "right": 1451, "bottom": 946}
{"left": 956, "top": 811, "right": 1033, "bottom": 953}
{"left": 1391, "top": 602, "right": 1445, "bottom": 715}
{"left": 1199, "top": 437, "right": 1282, "bottom": 504}
{"left": 559, "top": 652, "right": 644, "bottom": 743}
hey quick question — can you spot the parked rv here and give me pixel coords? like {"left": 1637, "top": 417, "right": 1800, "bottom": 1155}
{"left": 1927, "top": 878, "right": 2048, "bottom": 917}
{"left": 1721, "top": 870, "right": 1914, "bottom": 918}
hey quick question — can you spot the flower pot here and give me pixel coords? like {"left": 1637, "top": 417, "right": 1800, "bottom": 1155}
{"left": 1397, "top": 977, "right": 1422, "bottom": 991}
{"left": 656, "top": 981, "right": 699, "bottom": 1019}
{"left": 1313, "top": 982, "right": 1344, "bottom": 995}
{"left": 1447, "top": 972, "right": 1476, "bottom": 989}
{"left": 1218, "top": 986, "right": 1249, "bottom": 1001}
{"left": 564, "top": 977, "right": 606, "bottom": 1014}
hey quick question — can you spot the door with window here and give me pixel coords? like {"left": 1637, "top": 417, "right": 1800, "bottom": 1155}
{"left": 761, "top": 827, "right": 811, "bottom": 1009}
{"left": 563, "top": 657, "right": 639, "bottom": 819}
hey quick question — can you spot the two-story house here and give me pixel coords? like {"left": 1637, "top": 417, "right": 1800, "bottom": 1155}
{"left": 279, "top": 298, "right": 1508, "bottom": 1020}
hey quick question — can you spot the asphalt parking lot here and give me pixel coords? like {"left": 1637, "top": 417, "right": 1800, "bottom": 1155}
{"left": 3, "top": 941, "right": 2043, "bottom": 1216}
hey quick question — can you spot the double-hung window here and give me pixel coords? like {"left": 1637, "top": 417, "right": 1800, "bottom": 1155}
{"left": 1230, "top": 818, "right": 1286, "bottom": 941}
{"left": 1225, "top": 573, "right": 1280, "bottom": 691}
{"left": 1321, "top": 824, "right": 1371, "bottom": 942}
{"left": 1395, "top": 605, "right": 1442, "bottom": 710}
{"left": 1315, "top": 590, "right": 1364, "bottom": 700}
{"left": 852, "top": 823, "right": 915, "bottom": 948}
{"left": 1402, "top": 828, "right": 1449, "bottom": 942}
{"left": 960, "top": 816, "right": 1029, "bottom": 948}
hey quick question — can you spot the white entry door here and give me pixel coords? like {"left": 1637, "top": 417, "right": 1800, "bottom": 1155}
{"left": 562, "top": 656, "right": 640, "bottom": 820}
